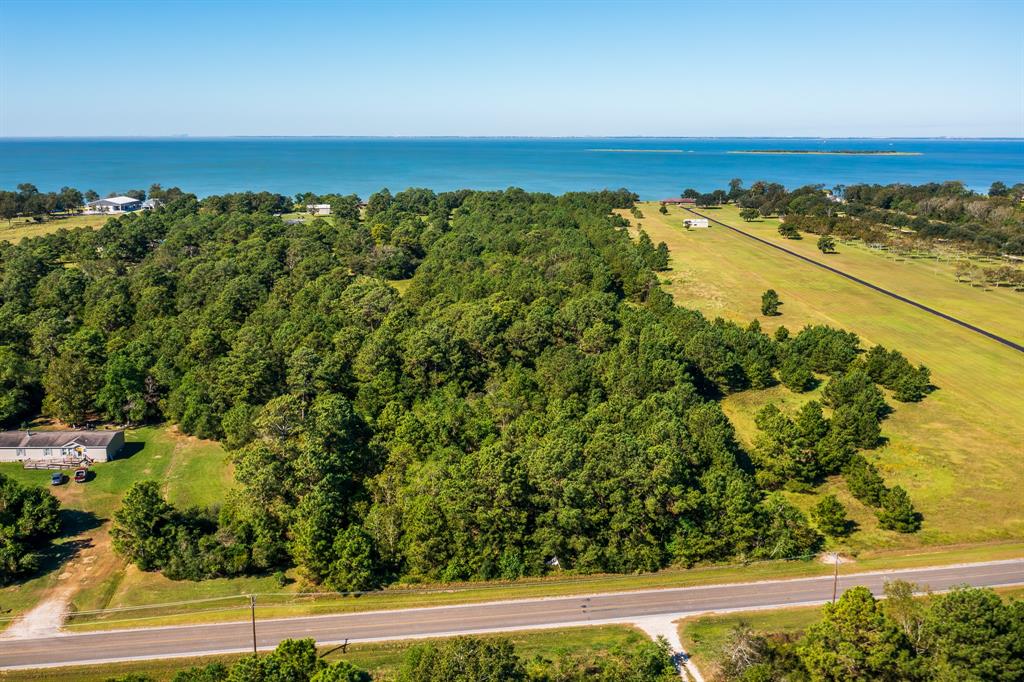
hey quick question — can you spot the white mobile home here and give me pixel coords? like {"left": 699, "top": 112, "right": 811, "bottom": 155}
{"left": 0, "top": 430, "right": 125, "bottom": 463}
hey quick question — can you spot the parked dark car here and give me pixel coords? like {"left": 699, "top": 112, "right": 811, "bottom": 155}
{"left": 51, "top": 471, "right": 67, "bottom": 485}
{"left": 74, "top": 468, "right": 88, "bottom": 483}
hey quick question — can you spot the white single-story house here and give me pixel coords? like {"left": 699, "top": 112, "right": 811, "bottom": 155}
{"left": 0, "top": 430, "right": 125, "bottom": 463}
{"left": 85, "top": 196, "right": 143, "bottom": 213}
{"left": 141, "top": 198, "right": 162, "bottom": 210}
{"left": 306, "top": 203, "right": 332, "bottom": 216}
{"left": 684, "top": 218, "right": 710, "bottom": 228}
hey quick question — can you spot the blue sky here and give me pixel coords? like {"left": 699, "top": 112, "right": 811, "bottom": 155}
{"left": 1, "top": 0, "right": 1020, "bottom": 137}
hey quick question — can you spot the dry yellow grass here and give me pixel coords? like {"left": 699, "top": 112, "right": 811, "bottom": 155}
{"left": 0, "top": 213, "right": 110, "bottom": 242}
{"left": 709, "top": 204, "right": 1024, "bottom": 345}
{"left": 624, "top": 203, "right": 1024, "bottom": 552}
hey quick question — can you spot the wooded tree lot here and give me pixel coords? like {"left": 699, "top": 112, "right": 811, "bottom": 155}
{"left": 715, "top": 583, "right": 1024, "bottom": 681}
{"left": 1, "top": 186, "right": 930, "bottom": 587}
{"left": 714, "top": 179, "right": 1024, "bottom": 255}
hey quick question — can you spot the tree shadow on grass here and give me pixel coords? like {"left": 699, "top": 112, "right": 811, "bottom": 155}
{"left": 115, "top": 441, "right": 145, "bottom": 460}
{"left": 59, "top": 509, "right": 103, "bottom": 538}
{"left": 0, "top": 510, "right": 103, "bottom": 593}
{"left": 839, "top": 518, "right": 860, "bottom": 537}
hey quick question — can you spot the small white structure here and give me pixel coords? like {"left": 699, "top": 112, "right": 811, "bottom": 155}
{"left": 684, "top": 218, "right": 709, "bottom": 228}
{"left": 0, "top": 430, "right": 125, "bottom": 463}
{"left": 306, "top": 204, "right": 332, "bottom": 216}
{"left": 85, "top": 196, "right": 143, "bottom": 214}
{"left": 141, "top": 198, "right": 162, "bottom": 211}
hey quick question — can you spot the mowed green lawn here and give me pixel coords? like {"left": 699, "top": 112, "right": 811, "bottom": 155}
{"left": 708, "top": 204, "right": 1024, "bottom": 345}
{"left": 0, "top": 213, "right": 111, "bottom": 243}
{"left": 625, "top": 203, "right": 1024, "bottom": 551}
{"left": 0, "top": 425, "right": 230, "bottom": 519}
{"left": 0, "top": 426, "right": 233, "bottom": 630}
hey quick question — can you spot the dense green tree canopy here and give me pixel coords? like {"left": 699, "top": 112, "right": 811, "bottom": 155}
{"left": 0, "top": 472, "right": 62, "bottom": 583}
{"left": 727, "top": 178, "right": 1024, "bottom": 255}
{"left": 798, "top": 587, "right": 916, "bottom": 682}
{"left": 715, "top": 584, "right": 1023, "bottom": 682}
{"left": 5, "top": 186, "right": 931, "bottom": 588}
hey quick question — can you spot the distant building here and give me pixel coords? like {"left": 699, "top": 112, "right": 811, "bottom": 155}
{"left": 85, "top": 196, "right": 143, "bottom": 213}
{"left": 0, "top": 430, "right": 125, "bottom": 463}
{"left": 660, "top": 198, "right": 696, "bottom": 205}
{"left": 307, "top": 204, "right": 332, "bottom": 216}
{"left": 684, "top": 218, "right": 709, "bottom": 228}
{"left": 141, "top": 198, "right": 162, "bottom": 210}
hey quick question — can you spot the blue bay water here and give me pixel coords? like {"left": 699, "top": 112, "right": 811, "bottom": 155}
{"left": 0, "top": 138, "right": 1020, "bottom": 200}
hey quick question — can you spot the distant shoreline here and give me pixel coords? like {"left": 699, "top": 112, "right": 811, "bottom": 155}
{"left": 729, "top": 150, "right": 923, "bottom": 156}
{"left": 586, "top": 148, "right": 689, "bottom": 153}
{"left": 1, "top": 137, "right": 1016, "bottom": 142}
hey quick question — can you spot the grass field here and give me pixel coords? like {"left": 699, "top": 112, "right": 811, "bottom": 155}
{"left": 623, "top": 203, "right": 1024, "bottom": 552}
{"left": 1, "top": 624, "right": 649, "bottom": 681}
{"left": 708, "top": 204, "right": 1024, "bottom": 345}
{"left": 0, "top": 213, "right": 111, "bottom": 243}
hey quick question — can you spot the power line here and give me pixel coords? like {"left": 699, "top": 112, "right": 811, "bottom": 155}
{"left": 2, "top": 550, "right": 835, "bottom": 626}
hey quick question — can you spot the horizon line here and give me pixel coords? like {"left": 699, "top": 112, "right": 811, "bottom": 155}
{"left": 2, "top": 135, "right": 1022, "bottom": 141}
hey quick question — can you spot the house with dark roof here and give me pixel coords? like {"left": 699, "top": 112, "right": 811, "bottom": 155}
{"left": 0, "top": 430, "right": 125, "bottom": 463}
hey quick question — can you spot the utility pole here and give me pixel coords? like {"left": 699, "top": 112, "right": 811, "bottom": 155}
{"left": 250, "top": 594, "right": 257, "bottom": 654}
{"left": 831, "top": 553, "right": 839, "bottom": 603}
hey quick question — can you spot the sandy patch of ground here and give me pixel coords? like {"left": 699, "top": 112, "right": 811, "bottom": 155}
{"left": 0, "top": 528, "right": 119, "bottom": 639}
{"left": 818, "top": 552, "right": 854, "bottom": 565}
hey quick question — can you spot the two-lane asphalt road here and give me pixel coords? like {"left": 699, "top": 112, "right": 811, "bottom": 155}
{"left": 1, "top": 559, "right": 1022, "bottom": 670}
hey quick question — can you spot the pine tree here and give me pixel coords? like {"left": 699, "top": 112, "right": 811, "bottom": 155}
{"left": 843, "top": 455, "right": 887, "bottom": 507}
{"left": 812, "top": 494, "right": 850, "bottom": 537}
{"left": 893, "top": 366, "right": 931, "bottom": 402}
{"left": 798, "top": 587, "right": 915, "bottom": 681}
{"left": 877, "top": 486, "right": 921, "bottom": 533}
{"left": 328, "top": 525, "right": 380, "bottom": 592}
{"left": 780, "top": 355, "right": 815, "bottom": 392}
